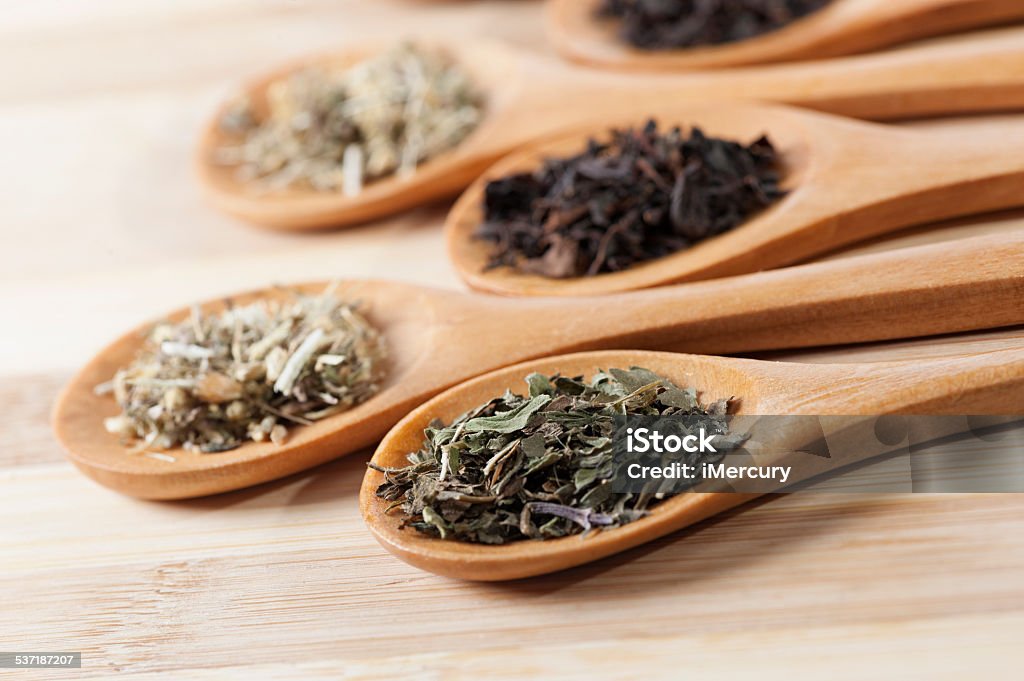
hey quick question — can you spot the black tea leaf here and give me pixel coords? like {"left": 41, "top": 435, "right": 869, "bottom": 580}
{"left": 476, "top": 120, "right": 785, "bottom": 278}
{"left": 598, "top": 0, "right": 834, "bottom": 50}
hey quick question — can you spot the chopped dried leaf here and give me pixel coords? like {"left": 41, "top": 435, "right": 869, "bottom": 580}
{"left": 477, "top": 120, "right": 785, "bottom": 278}
{"left": 99, "top": 285, "right": 387, "bottom": 453}
{"left": 371, "top": 367, "right": 735, "bottom": 544}
{"left": 216, "top": 42, "right": 484, "bottom": 194}
{"left": 599, "top": 0, "right": 834, "bottom": 50}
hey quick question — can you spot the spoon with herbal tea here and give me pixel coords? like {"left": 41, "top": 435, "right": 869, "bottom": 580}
{"left": 548, "top": 0, "right": 1024, "bottom": 71}
{"left": 446, "top": 102, "right": 1024, "bottom": 296}
{"left": 360, "top": 347, "right": 1024, "bottom": 580}
{"left": 196, "top": 32, "right": 1024, "bottom": 230}
{"left": 52, "top": 233, "right": 1024, "bottom": 499}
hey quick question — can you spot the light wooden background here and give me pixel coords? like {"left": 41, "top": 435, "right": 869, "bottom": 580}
{"left": 3, "top": 1, "right": 1024, "bottom": 678}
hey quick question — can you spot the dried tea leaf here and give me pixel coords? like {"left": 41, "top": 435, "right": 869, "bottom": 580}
{"left": 477, "top": 120, "right": 785, "bottom": 278}
{"left": 371, "top": 367, "right": 735, "bottom": 544}
{"left": 526, "top": 372, "right": 555, "bottom": 397}
{"left": 599, "top": 0, "right": 833, "bottom": 50}
{"left": 659, "top": 386, "right": 698, "bottom": 410}
{"left": 99, "top": 285, "right": 387, "bottom": 453}
{"left": 216, "top": 42, "right": 484, "bottom": 194}
{"left": 462, "top": 394, "right": 552, "bottom": 433}
{"left": 521, "top": 433, "right": 547, "bottom": 459}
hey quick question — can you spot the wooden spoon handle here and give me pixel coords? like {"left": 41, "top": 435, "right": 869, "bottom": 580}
{"left": 724, "top": 0, "right": 1024, "bottom": 64}
{"left": 881, "top": 117, "right": 1024, "bottom": 199}
{"left": 847, "top": 0, "right": 1024, "bottom": 40}
{"left": 541, "top": 27, "right": 1024, "bottom": 120}
{"left": 714, "top": 34, "right": 1024, "bottom": 120}
{"left": 756, "top": 119, "right": 1024, "bottom": 268}
{"left": 663, "top": 347, "right": 1024, "bottom": 524}
{"left": 769, "top": 348, "right": 1024, "bottom": 415}
{"left": 896, "top": 120, "right": 1024, "bottom": 207}
{"left": 548, "top": 0, "right": 1024, "bottom": 72}
{"left": 522, "top": 232, "right": 1024, "bottom": 355}
{"left": 716, "top": 349, "right": 1024, "bottom": 498}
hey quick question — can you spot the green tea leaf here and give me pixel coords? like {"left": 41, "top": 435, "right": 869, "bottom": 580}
{"left": 373, "top": 367, "right": 734, "bottom": 545}
{"left": 659, "top": 387, "right": 698, "bottom": 410}
{"left": 421, "top": 506, "right": 451, "bottom": 540}
{"left": 526, "top": 373, "right": 554, "bottom": 397}
{"left": 463, "top": 394, "right": 551, "bottom": 433}
{"left": 521, "top": 432, "right": 547, "bottom": 459}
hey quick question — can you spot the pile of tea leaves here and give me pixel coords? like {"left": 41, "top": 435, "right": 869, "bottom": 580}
{"left": 98, "top": 285, "right": 387, "bottom": 455}
{"left": 216, "top": 42, "right": 484, "bottom": 194}
{"left": 477, "top": 120, "right": 785, "bottom": 278}
{"left": 598, "top": 0, "right": 833, "bottom": 50}
{"left": 371, "top": 367, "right": 735, "bottom": 544}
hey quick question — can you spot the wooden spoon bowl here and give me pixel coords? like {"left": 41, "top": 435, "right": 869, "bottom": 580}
{"left": 547, "top": 0, "right": 1024, "bottom": 71}
{"left": 446, "top": 102, "right": 1024, "bottom": 296}
{"left": 197, "top": 32, "right": 1024, "bottom": 230}
{"left": 52, "top": 281, "right": 444, "bottom": 499}
{"left": 360, "top": 347, "right": 1024, "bottom": 580}
{"left": 197, "top": 42, "right": 530, "bottom": 231}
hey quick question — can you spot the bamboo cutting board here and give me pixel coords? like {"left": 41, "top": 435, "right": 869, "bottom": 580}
{"left": 3, "top": 2, "right": 1024, "bottom": 679}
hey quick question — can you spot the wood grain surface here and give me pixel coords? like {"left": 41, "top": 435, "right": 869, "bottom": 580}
{"left": 2, "top": 1, "right": 1023, "bottom": 678}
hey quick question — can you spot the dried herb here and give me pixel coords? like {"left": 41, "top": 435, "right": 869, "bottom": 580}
{"left": 216, "top": 42, "right": 484, "bottom": 194}
{"left": 598, "top": 0, "right": 833, "bottom": 50}
{"left": 371, "top": 367, "right": 735, "bottom": 544}
{"left": 477, "top": 120, "right": 784, "bottom": 278}
{"left": 97, "top": 285, "right": 386, "bottom": 454}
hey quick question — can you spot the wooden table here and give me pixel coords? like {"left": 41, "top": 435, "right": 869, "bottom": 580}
{"left": 3, "top": 2, "right": 1023, "bottom": 677}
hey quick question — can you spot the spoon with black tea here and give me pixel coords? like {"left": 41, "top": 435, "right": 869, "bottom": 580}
{"left": 446, "top": 102, "right": 1024, "bottom": 296}
{"left": 52, "top": 233, "right": 1024, "bottom": 499}
{"left": 197, "top": 31, "right": 1024, "bottom": 230}
{"left": 360, "top": 346, "right": 1024, "bottom": 580}
{"left": 548, "top": 0, "right": 1024, "bottom": 71}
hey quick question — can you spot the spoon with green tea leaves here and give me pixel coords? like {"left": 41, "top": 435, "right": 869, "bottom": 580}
{"left": 53, "top": 233, "right": 1024, "bottom": 499}
{"left": 446, "top": 102, "right": 1024, "bottom": 296}
{"left": 548, "top": 0, "right": 1024, "bottom": 71}
{"left": 197, "top": 32, "right": 1024, "bottom": 230}
{"left": 360, "top": 347, "right": 1024, "bottom": 580}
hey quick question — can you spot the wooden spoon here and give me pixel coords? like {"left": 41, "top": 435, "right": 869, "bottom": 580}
{"left": 197, "top": 30, "right": 1024, "bottom": 230}
{"left": 548, "top": 0, "right": 1024, "bottom": 71}
{"left": 361, "top": 346, "right": 1024, "bottom": 580}
{"left": 447, "top": 102, "right": 1024, "bottom": 296}
{"left": 53, "top": 233, "right": 1024, "bottom": 499}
